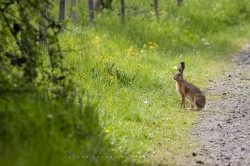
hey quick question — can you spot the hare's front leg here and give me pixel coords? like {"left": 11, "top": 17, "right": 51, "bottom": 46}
{"left": 180, "top": 95, "right": 186, "bottom": 109}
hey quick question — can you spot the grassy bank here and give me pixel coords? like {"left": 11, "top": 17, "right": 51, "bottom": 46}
{"left": 61, "top": 0, "right": 250, "bottom": 164}
{"left": 1, "top": 0, "right": 250, "bottom": 165}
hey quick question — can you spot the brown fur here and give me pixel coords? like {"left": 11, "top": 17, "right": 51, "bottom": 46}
{"left": 173, "top": 62, "right": 206, "bottom": 110}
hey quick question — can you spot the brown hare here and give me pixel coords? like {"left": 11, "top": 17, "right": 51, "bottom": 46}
{"left": 173, "top": 62, "right": 206, "bottom": 110}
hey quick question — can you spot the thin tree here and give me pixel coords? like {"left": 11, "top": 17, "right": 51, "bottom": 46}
{"left": 59, "top": 0, "right": 66, "bottom": 21}
{"left": 121, "top": 0, "right": 125, "bottom": 23}
{"left": 88, "top": 0, "right": 94, "bottom": 24}
{"left": 154, "top": 0, "right": 158, "bottom": 20}
{"left": 177, "top": 0, "right": 183, "bottom": 6}
{"left": 71, "top": 0, "right": 77, "bottom": 25}
{"left": 39, "top": 2, "right": 49, "bottom": 45}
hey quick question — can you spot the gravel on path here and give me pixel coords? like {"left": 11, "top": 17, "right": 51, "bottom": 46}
{"left": 190, "top": 45, "right": 250, "bottom": 166}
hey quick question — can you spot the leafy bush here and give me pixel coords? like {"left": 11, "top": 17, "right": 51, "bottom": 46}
{"left": 0, "top": 1, "right": 127, "bottom": 166}
{"left": 0, "top": 0, "right": 68, "bottom": 94}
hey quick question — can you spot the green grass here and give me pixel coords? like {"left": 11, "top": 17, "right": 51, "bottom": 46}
{"left": 59, "top": 0, "right": 250, "bottom": 164}
{"left": 1, "top": 0, "right": 250, "bottom": 165}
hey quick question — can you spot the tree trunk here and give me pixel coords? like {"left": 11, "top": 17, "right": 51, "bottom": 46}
{"left": 39, "top": 2, "right": 50, "bottom": 45}
{"left": 121, "top": 0, "right": 125, "bottom": 23}
{"left": 59, "top": 0, "right": 66, "bottom": 21}
{"left": 154, "top": 0, "right": 158, "bottom": 20}
{"left": 71, "top": 0, "right": 77, "bottom": 25}
{"left": 177, "top": 0, "right": 183, "bottom": 6}
{"left": 88, "top": 0, "right": 94, "bottom": 24}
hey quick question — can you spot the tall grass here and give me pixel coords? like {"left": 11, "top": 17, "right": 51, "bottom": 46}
{"left": 1, "top": 0, "right": 250, "bottom": 165}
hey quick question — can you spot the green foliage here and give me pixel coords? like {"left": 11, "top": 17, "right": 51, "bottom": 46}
{"left": 0, "top": 0, "right": 69, "bottom": 95}
{"left": 100, "top": 0, "right": 113, "bottom": 9}
{"left": 0, "top": 1, "right": 127, "bottom": 166}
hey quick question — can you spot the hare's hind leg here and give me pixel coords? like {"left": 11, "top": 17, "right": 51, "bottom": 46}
{"left": 189, "top": 102, "right": 194, "bottom": 110}
{"left": 194, "top": 96, "right": 205, "bottom": 111}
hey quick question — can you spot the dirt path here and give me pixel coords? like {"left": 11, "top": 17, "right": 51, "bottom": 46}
{"left": 189, "top": 45, "right": 250, "bottom": 165}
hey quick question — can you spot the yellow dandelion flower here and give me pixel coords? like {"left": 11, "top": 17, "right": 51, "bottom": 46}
{"left": 143, "top": 44, "right": 147, "bottom": 48}
{"left": 172, "top": 39, "right": 178, "bottom": 43}
{"left": 166, "top": 118, "right": 172, "bottom": 121}
{"left": 91, "top": 37, "right": 102, "bottom": 44}
{"left": 127, "top": 46, "right": 133, "bottom": 57}
{"left": 149, "top": 46, "right": 154, "bottom": 50}
{"left": 105, "top": 129, "right": 110, "bottom": 133}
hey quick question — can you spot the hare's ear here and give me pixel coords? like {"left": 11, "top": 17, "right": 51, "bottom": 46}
{"left": 178, "top": 62, "right": 185, "bottom": 74}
